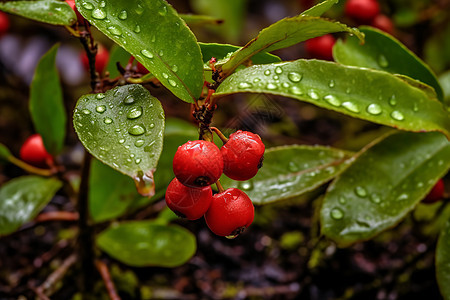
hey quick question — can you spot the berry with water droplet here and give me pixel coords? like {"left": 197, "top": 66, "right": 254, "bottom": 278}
{"left": 422, "top": 179, "right": 445, "bottom": 204}
{"left": 173, "top": 140, "right": 224, "bottom": 187}
{"left": 305, "top": 34, "right": 336, "bottom": 61}
{"left": 20, "top": 134, "right": 53, "bottom": 168}
{"left": 345, "top": 0, "right": 380, "bottom": 23}
{"left": 80, "top": 44, "right": 109, "bottom": 74}
{"left": 205, "top": 188, "right": 254, "bottom": 237}
{"left": 65, "top": 0, "right": 84, "bottom": 23}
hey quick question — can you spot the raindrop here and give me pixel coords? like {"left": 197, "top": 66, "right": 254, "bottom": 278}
{"left": 158, "top": 5, "right": 168, "bottom": 16}
{"left": 239, "top": 82, "right": 252, "bottom": 89}
{"left": 135, "top": 158, "right": 141, "bottom": 164}
{"left": 388, "top": 95, "right": 397, "bottom": 106}
{"left": 275, "top": 66, "right": 283, "bottom": 74}
{"left": 172, "top": 65, "right": 178, "bottom": 72}
{"left": 135, "top": 4, "right": 144, "bottom": 14}
{"left": 413, "top": 103, "right": 419, "bottom": 112}
{"left": 345, "top": 87, "right": 351, "bottom": 94}
{"left": 162, "top": 72, "right": 169, "bottom": 79}
{"left": 159, "top": 50, "right": 164, "bottom": 56}
{"left": 290, "top": 86, "right": 303, "bottom": 95}
{"left": 366, "top": 103, "right": 382, "bottom": 115}
{"left": 96, "top": 105, "right": 106, "bottom": 113}
{"left": 124, "top": 95, "right": 135, "bottom": 104}
{"left": 82, "top": 2, "right": 94, "bottom": 10}
{"left": 396, "top": 193, "right": 409, "bottom": 201}
{"left": 342, "top": 101, "right": 360, "bottom": 113}
{"left": 128, "top": 124, "right": 146, "bottom": 136}
{"left": 378, "top": 54, "right": 389, "bottom": 67}
{"left": 253, "top": 78, "right": 261, "bottom": 83}
{"left": 267, "top": 83, "right": 277, "bottom": 90}
{"left": 96, "top": 93, "right": 105, "bottom": 99}
{"left": 391, "top": 110, "right": 404, "bottom": 121}
{"left": 355, "top": 186, "right": 367, "bottom": 197}
{"left": 307, "top": 89, "right": 319, "bottom": 100}
{"left": 288, "top": 161, "right": 299, "bottom": 172}
{"left": 282, "top": 82, "right": 290, "bottom": 88}
{"left": 82, "top": 109, "right": 91, "bottom": 115}
{"left": 324, "top": 95, "right": 341, "bottom": 106}
{"left": 328, "top": 80, "right": 335, "bottom": 88}
{"left": 149, "top": 123, "right": 155, "bottom": 129}
{"left": 127, "top": 106, "right": 143, "bottom": 119}
{"left": 92, "top": 8, "right": 106, "bottom": 19}
{"left": 141, "top": 49, "right": 154, "bottom": 59}
{"left": 134, "top": 140, "right": 145, "bottom": 147}
{"left": 118, "top": 139, "right": 125, "bottom": 144}
{"left": 99, "top": 0, "right": 106, "bottom": 7}
{"left": 264, "top": 70, "right": 271, "bottom": 76}
{"left": 134, "top": 25, "right": 141, "bottom": 33}
{"left": 287, "top": 72, "right": 302, "bottom": 83}
{"left": 107, "top": 26, "right": 122, "bottom": 36}
{"left": 168, "top": 79, "right": 177, "bottom": 87}
{"left": 330, "top": 208, "right": 344, "bottom": 220}
{"left": 103, "top": 117, "right": 113, "bottom": 124}
{"left": 273, "top": 75, "right": 279, "bottom": 80}
{"left": 239, "top": 181, "right": 254, "bottom": 191}
{"left": 339, "top": 197, "right": 347, "bottom": 204}
{"left": 370, "top": 193, "right": 381, "bottom": 204}
{"left": 416, "top": 182, "right": 424, "bottom": 188}
{"left": 118, "top": 10, "right": 127, "bottom": 20}
{"left": 151, "top": 35, "right": 156, "bottom": 43}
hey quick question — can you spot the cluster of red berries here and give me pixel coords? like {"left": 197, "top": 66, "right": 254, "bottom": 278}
{"left": 165, "top": 130, "right": 265, "bottom": 238}
{"left": 345, "top": 0, "right": 394, "bottom": 34}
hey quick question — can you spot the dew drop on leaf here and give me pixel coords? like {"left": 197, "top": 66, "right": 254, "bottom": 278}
{"left": 290, "top": 86, "right": 303, "bottom": 95}
{"left": 96, "top": 105, "right": 106, "bottom": 113}
{"left": 324, "top": 95, "right": 341, "bottom": 107}
{"left": 92, "top": 8, "right": 106, "bottom": 19}
{"left": 366, "top": 103, "right": 382, "bottom": 115}
{"left": 378, "top": 54, "right": 389, "bottom": 67}
{"left": 123, "top": 95, "right": 135, "bottom": 104}
{"left": 355, "top": 186, "right": 367, "bottom": 197}
{"left": 266, "top": 83, "right": 277, "bottom": 90}
{"left": 158, "top": 5, "right": 168, "bottom": 16}
{"left": 330, "top": 208, "right": 344, "bottom": 220}
{"left": 141, "top": 50, "right": 154, "bottom": 59}
{"left": 127, "top": 106, "right": 143, "bottom": 120}
{"left": 134, "top": 25, "right": 141, "bottom": 33}
{"left": 103, "top": 117, "right": 113, "bottom": 124}
{"left": 239, "top": 181, "right": 254, "bottom": 191}
{"left": 82, "top": 109, "right": 91, "bottom": 115}
{"left": 128, "top": 124, "right": 146, "bottom": 136}
{"left": 389, "top": 95, "right": 397, "bottom": 106}
{"left": 107, "top": 26, "right": 122, "bottom": 36}
{"left": 239, "top": 82, "right": 252, "bottom": 89}
{"left": 264, "top": 70, "right": 271, "bottom": 76}
{"left": 168, "top": 79, "right": 177, "bottom": 87}
{"left": 370, "top": 193, "right": 381, "bottom": 204}
{"left": 82, "top": 2, "right": 94, "bottom": 10}
{"left": 390, "top": 110, "right": 404, "bottom": 121}
{"left": 342, "top": 101, "right": 360, "bottom": 113}
{"left": 328, "top": 80, "right": 335, "bottom": 88}
{"left": 96, "top": 93, "right": 105, "bottom": 99}
{"left": 307, "top": 89, "right": 319, "bottom": 100}
{"left": 275, "top": 66, "right": 283, "bottom": 74}
{"left": 287, "top": 72, "right": 302, "bottom": 83}
{"left": 118, "top": 10, "right": 127, "bottom": 20}
{"left": 134, "top": 140, "right": 145, "bottom": 147}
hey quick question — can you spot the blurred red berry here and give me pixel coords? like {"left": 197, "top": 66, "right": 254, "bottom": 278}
{"left": 80, "top": 45, "right": 109, "bottom": 74}
{"left": 0, "top": 11, "right": 10, "bottom": 37}
{"left": 65, "top": 0, "right": 84, "bottom": 23}
{"left": 305, "top": 34, "right": 336, "bottom": 61}
{"left": 136, "top": 61, "right": 149, "bottom": 74}
{"left": 371, "top": 14, "right": 394, "bottom": 35}
{"left": 423, "top": 179, "right": 445, "bottom": 204}
{"left": 20, "top": 134, "right": 53, "bottom": 168}
{"left": 345, "top": 0, "right": 380, "bottom": 23}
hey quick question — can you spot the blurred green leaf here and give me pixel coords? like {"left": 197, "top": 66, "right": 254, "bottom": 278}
{"left": 76, "top": 0, "right": 203, "bottom": 103}
{"left": 439, "top": 70, "right": 450, "bottom": 107}
{"left": 0, "top": 143, "right": 12, "bottom": 161}
{"left": 214, "top": 60, "right": 450, "bottom": 138}
{"left": 106, "top": 44, "right": 131, "bottom": 78}
{"left": 30, "top": 44, "right": 66, "bottom": 155}
{"left": 219, "top": 16, "right": 364, "bottom": 77}
{"left": 179, "top": 14, "right": 223, "bottom": 26}
{"left": 333, "top": 26, "right": 444, "bottom": 101}
{"left": 221, "top": 145, "right": 353, "bottom": 205}
{"left": 97, "top": 221, "right": 196, "bottom": 267}
{"left": 73, "top": 85, "right": 164, "bottom": 197}
{"left": 0, "top": 0, "right": 76, "bottom": 26}
{"left": 0, "top": 176, "right": 62, "bottom": 236}
{"left": 436, "top": 218, "right": 450, "bottom": 299}
{"left": 321, "top": 132, "right": 450, "bottom": 246}
{"left": 301, "top": 0, "right": 339, "bottom": 17}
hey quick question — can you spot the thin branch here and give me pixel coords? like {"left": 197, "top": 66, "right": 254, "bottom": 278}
{"left": 35, "top": 211, "right": 79, "bottom": 223}
{"left": 95, "top": 260, "right": 122, "bottom": 300}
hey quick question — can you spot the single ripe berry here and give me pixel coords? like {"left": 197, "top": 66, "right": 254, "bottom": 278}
{"left": 205, "top": 188, "right": 254, "bottom": 237}
{"left": 0, "top": 11, "right": 10, "bottom": 37}
{"left": 20, "top": 134, "right": 53, "bottom": 168}
{"left": 305, "top": 34, "right": 336, "bottom": 61}
{"left": 80, "top": 45, "right": 109, "bottom": 74}
{"left": 345, "top": 0, "right": 380, "bottom": 23}
{"left": 136, "top": 62, "right": 149, "bottom": 74}
{"left": 221, "top": 130, "right": 265, "bottom": 181}
{"left": 371, "top": 14, "right": 394, "bottom": 35}
{"left": 65, "top": 0, "right": 84, "bottom": 23}
{"left": 173, "top": 140, "right": 224, "bottom": 187}
{"left": 165, "top": 178, "right": 213, "bottom": 220}
{"left": 422, "top": 179, "right": 445, "bottom": 204}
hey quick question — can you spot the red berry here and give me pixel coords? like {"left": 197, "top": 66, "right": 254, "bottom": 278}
{"left": 136, "top": 62, "right": 149, "bottom": 74}
{"left": 221, "top": 130, "right": 265, "bottom": 181}
{"left": 305, "top": 34, "right": 336, "bottom": 61}
{"left": 20, "top": 134, "right": 53, "bottom": 168}
{"left": 345, "top": 0, "right": 380, "bottom": 23}
{"left": 65, "top": 0, "right": 84, "bottom": 23}
{"left": 0, "top": 11, "right": 10, "bottom": 37}
{"left": 371, "top": 14, "right": 394, "bottom": 35}
{"left": 205, "top": 188, "right": 254, "bottom": 237}
{"left": 173, "top": 140, "right": 224, "bottom": 187}
{"left": 423, "top": 179, "right": 445, "bottom": 204}
{"left": 165, "top": 178, "right": 213, "bottom": 220}
{"left": 80, "top": 45, "right": 109, "bottom": 74}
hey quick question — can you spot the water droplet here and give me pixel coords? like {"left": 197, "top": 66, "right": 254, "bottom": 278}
{"left": 127, "top": 106, "right": 143, "bottom": 119}
{"left": 239, "top": 181, "right": 253, "bottom": 191}
{"left": 151, "top": 35, "right": 156, "bottom": 43}
{"left": 135, "top": 158, "right": 141, "bottom": 164}
{"left": 264, "top": 70, "right": 271, "bottom": 76}
{"left": 239, "top": 82, "right": 252, "bottom": 89}
{"left": 118, "top": 139, "right": 125, "bottom": 144}
{"left": 396, "top": 193, "right": 409, "bottom": 201}
{"left": 330, "top": 208, "right": 344, "bottom": 220}
{"left": 171, "top": 65, "right": 178, "bottom": 72}
{"left": 99, "top": 0, "right": 106, "bottom": 7}
{"left": 378, "top": 54, "right": 389, "bottom": 67}
{"left": 162, "top": 72, "right": 169, "bottom": 79}
{"left": 96, "top": 105, "right": 106, "bottom": 113}
{"left": 417, "top": 182, "right": 424, "bottom": 188}
{"left": 388, "top": 95, "right": 397, "bottom": 106}
{"left": 134, "top": 24, "right": 141, "bottom": 33}
{"left": 159, "top": 50, "right": 164, "bottom": 56}
{"left": 391, "top": 110, "right": 404, "bottom": 121}
{"left": 107, "top": 26, "right": 122, "bottom": 36}
{"left": 148, "top": 123, "right": 155, "bottom": 129}
{"left": 124, "top": 95, "right": 135, "bottom": 104}
{"left": 96, "top": 93, "right": 105, "bottom": 99}
{"left": 82, "top": 109, "right": 91, "bottom": 115}
{"left": 290, "top": 86, "right": 303, "bottom": 95}
{"left": 324, "top": 95, "right": 341, "bottom": 106}
{"left": 339, "top": 197, "right": 347, "bottom": 204}
{"left": 287, "top": 72, "right": 302, "bottom": 83}
{"left": 307, "top": 89, "right": 319, "bottom": 100}
{"left": 412, "top": 103, "right": 419, "bottom": 112}
{"left": 168, "top": 79, "right": 177, "bottom": 87}
{"left": 370, "top": 193, "right": 381, "bottom": 204}
{"left": 158, "top": 112, "right": 165, "bottom": 119}
{"left": 128, "top": 124, "right": 146, "bottom": 136}
{"left": 275, "top": 66, "right": 283, "bottom": 74}
{"left": 342, "top": 101, "right": 360, "bottom": 113}
{"left": 273, "top": 75, "right": 279, "bottom": 80}
{"left": 104, "top": 117, "right": 112, "bottom": 124}
{"left": 328, "top": 80, "right": 335, "bottom": 88}
{"left": 282, "top": 82, "right": 290, "bottom": 88}
{"left": 118, "top": 10, "right": 127, "bottom": 20}
{"left": 134, "top": 139, "right": 145, "bottom": 147}
{"left": 135, "top": 4, "right": 144, "bottom": 14}
{"left": 82, "top": 2, "right": 94, "bottom": 10}
{"left": 355, "top": 186, "right": 367, "bottom": 197}
{"left": 158, "top": 5, "right": 168, "bottom": 16}
{"left": 267, "top": 83, "right": 277, "bottom": 90}
{"left": 92, "top": 8, "right": 106, "bottom": 19}
{"left": 141, "top": 49, "right": 154, "bottom": 59}
{"left": 366, "top": 103, "right": 382, "bottom": 115}
{"left": 288, "top": 162, "right": 299, "bottom": 172}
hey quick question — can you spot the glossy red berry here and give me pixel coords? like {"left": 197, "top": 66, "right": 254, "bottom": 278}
{"left": 0, "top": 11, "right": 10, "bottom": 37}
{"left": 423, "top": 179, "right": 445, "bottom": 204}
{"left": 371, "top": 14, "right": 394, "bottom": 35}
{"left": 165, "top": 178, "right": 213, "bottom": 220}
{"left": 66, "top": 0, "right": 84, "bottom": 23}
{"left": 80, "top": 45, "right": 109, "bottom": 74}
{"left": 205, "top": 188, "right": 254, "bottom": 237}
{"left": 221, "top": 130, "right": 265, "bottom": 181}
{"left": 173, "top": 140, "right": 224, "bottom": 187}
{"left": 20, "top": 134, "right": 53, "bottom": 168}
{"left": 345, "top": 0, "right": 380, "bottom": 23}
{"left": 305, "top": 34, "right": 336, "bottom": 61}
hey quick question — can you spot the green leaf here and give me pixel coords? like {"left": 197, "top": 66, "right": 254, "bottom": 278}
{"left": 76, "top": 0, "right": 203, "bottom": 103}
{"left": 333, "top": 26, "right": 444, "bottom": 102}
{"left": 320, "top": 131, "right": 450, "bottom": 247}
{"left": 0, "top": 143, "right": 12, "bottom": 161}
{"left": 0, "top": 176, "right": 62, "bottom": 236}
{"left": 106, "top": 44, "right": 132, "bottom": 79}
{"left": 214, "top": 60, "right": 450, "bottom": 139}
{"left": 219, "top": 15, "right": 364, "bottom": 77}
{"left": 179, "top": 14, "right": 223, "bottom": 26}
{"left": 73, "top": 84, "right": 165, "bottom": 197}
{"left": 301, "top": 0, "right": 339, "bottom": 17}
{"left": 439, "top": 70, "right": 450, "bottom": 107}
{"left": 436, "top": 218, "right": 450, "bottom": 299}
{"left": 0, "top": 0, "right": 76, "bottom": 26}
{"left": 220, "top": 145, "right": 353, "bottom": 205}
{"left": 30, "top": 44, "right": 66, "bottom": 155}
{"left": 97, "top": 221, "right": 196, "bottom": 267}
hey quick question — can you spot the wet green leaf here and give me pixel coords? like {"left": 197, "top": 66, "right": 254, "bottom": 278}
{"left": 220, "top": 145, "right": 353, "bottom": 205}
{"left": 106, "top": 44, "right": 132, "bottom": 79}
{"left": 333, "top": 26, "right": 444, "bottom": 102}
{"left": 179, "top": 14, "right": 223, "bottom": 26}
{"left": 30, "top": 44, "right": 66, "bottom": 155}
{"left": 97, "top": 221, "right": 196, "bottom": 267}
{"left": 436, "top": 218, "right": 450, "bottom": 299}
{"left": 218, "top": 16, "right": 363, "bottom": 77}
{"left": 214, "top": 60, "right": 450, "bottom": 138}
{"left": 0, "top": 0, "right": 76, "bottom": 26}
{"left": 301, "top": 0, "right": 339, "bottom": 17}
{"left": 0, "top": 143, "right": 12, "bottom": 161}
{"left": 321, "top": 132, "right": 450, "bottom": 247}
{"left": 0, "top": 176, "right": 62, "bottom": 236}
{"left": 73, "top": 85, "right": 164, "bottom": 197}
{"left": 76, "top": 0, "right": 203, "bottom": 103}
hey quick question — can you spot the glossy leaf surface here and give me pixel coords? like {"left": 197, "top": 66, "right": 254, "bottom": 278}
{"left": 30, "top": 44, "right": 66, "bottom": 155}
{"left": 199, "top": 42, "right": 280, "bottom": 65}
{"left": 76, "top": 0, "right": 203, "bottom": 103}
{"left": 301, "top": 0, "right": 339, "bottom": 17}
{"left": 179, "top": 14, "right": 223, "bottom": 26}
{"left": 97, "top": 221, "right": 196, "bottom": 267}
{"left": 0, "top": 176, "right": 62, "bottom": 236}
{"left": 321, "top": 132, "right": 450, "bottom": 246}
{"left": 220, "top": 145, "right": 353, "bottom": 205}
{"left": 436, "top": 218, "right": 450, "bottom": 299}
{"left": 333, "top": 26, "right": 444, "bottom": 101}
{"left": 0, "top": 0, "right": 76, "bottom": 26}
{"left": 219, "top": 16, "right": 363, "bottom": 76}
{"left": 73, "top": 85, "right": 164, "bottom": 196}
{"left": 214, "top": 60, "right": 450, "bottom": 138}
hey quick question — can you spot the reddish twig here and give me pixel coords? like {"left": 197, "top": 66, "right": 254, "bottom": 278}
{"left": 210, "top": 127, "right": 228, "bottom": 144}
{"left": 35, "top": 211, "right": 79, "bottom": 223}
{"left": 95, "top": 260, "right": 122, "bottom": 300}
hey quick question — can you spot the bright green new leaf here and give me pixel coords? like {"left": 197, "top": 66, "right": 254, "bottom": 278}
{"left": 76, "top": 0, "right": 203, "bottom": 103}
{"left": 73, "top": 85, "right": 164, "bottom": 197}
{"left": 220, "top": 145, "right": 353, "bottom": 205}
{"left": 30, "top": 44, "right": 66, "bottom": 155}
{"left": 0, "top": 0, "right": 76, "bottom": 26}
{"left": 214, "top": 60, "right": 450, "bottom": 139}
{"left": 321, "top": 132, "right": 450, "bottom": 247}
{"left": 301, "top": 0, "right": 339, "bottom": 17}
{"left": 106, "top": 44, "right": 132, "bottom": 79}
{"left": 0, "top": 143, "right": 12, "bottom": 161}
{"left": 0, "top": 176, "right": 62, "bottom": 236}
{"left": 333, "top": 26, "right": 444, "bottom": 101}
{"left": 218, "top": 16, "right": 363, "bottom": 77}
{"left": 436, "top": 218, "right": 450, "bottom": 299}
{"left": 97, "top": 221, "right": 196, "bottom": 267}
